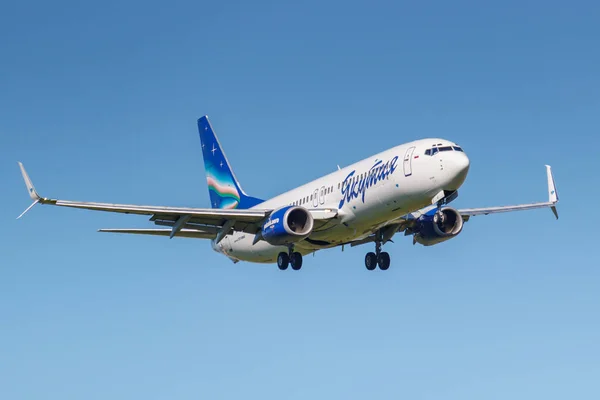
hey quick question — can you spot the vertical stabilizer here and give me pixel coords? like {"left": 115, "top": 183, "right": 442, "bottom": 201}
{"left": 197, "top": 116, "right": 264, "bottom": 209}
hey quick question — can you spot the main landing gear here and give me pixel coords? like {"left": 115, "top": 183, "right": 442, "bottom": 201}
{"left": 365, "top": 238, "right": 391, "bottom": 271}
{"left": 277, "top": 247, "right": 303, "bottom": 271}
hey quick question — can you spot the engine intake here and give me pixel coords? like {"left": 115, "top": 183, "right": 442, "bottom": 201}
{"left": 414, "top": 207, "right": 464, "bottom": 246}
{"left": 261, "top": 206, "right": 314, "bottom": 246}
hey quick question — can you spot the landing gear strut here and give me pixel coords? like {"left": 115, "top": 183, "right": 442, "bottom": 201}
{"left": 277, "top": 246, "right": 303, "bottom": 271}
{"left": 364, "top": 233, "right": 391, "bottom": 271}
{"left": 436, "top": 199, "right": 445, "bottom": 225}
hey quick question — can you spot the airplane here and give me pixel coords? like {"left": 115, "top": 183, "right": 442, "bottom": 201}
{"left": 17, "top": 116, "right": 559, "bottom": 271}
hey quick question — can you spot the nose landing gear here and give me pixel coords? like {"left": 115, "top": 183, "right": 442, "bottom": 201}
{"left": 277, "top": 247, "right": 303, "bottom": 271}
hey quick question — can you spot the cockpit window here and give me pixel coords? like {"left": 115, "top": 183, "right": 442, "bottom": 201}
{"left": 425, "top": 145, "right": 465, "bottom": 156}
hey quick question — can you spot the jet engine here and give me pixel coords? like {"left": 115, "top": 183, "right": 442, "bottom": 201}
{"left": 413, "top": 207, "right": 464, "bottom": 246}
{"left": 261, "top": 206, "right": 314, "bottom": 246}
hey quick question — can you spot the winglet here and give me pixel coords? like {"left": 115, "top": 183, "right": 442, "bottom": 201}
{"left": 546, "top": 165, "right": 558, "bottom": 203}
{"left": 17, "top": 162, "right": 42, "bottom": 219}
{"left": 545, "top": 165, "right": 559, "bottom": 219}
{"left": 18, "top": 162, "right": 41, "bottom": 201}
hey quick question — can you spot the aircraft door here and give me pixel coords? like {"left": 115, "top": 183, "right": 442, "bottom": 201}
{"left": 403, "top": 146, "right": 415, "bottom": 177}
{"left": 319, "top": 186, "right": 326, "bottom": 205}
{"left": 313, "top": 189, "right": 319, "bottom": 207}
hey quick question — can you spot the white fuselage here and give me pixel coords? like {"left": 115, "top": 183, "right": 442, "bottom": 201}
{"left": 213, "top": 138, "right": 470, "bottom": 263}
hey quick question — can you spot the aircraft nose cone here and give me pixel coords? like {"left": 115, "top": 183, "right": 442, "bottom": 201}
{"left": 456, "top": 152, "right": 470, "bottom": 175}
{"left": 445, "top": 152, "right": 470, "bottom": 190}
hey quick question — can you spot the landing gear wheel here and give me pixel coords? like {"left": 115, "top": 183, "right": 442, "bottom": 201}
{"left": 290, "top": 252, "right": 303, "bottom": 270}
{"left": 365, "top": 252, "right": 377, "bottom": 270}
{"left": 378, "top": 252, "right": 391, "bottom": 270}
{"left": 277, "top": 252, "right": 289, "bottom": 270}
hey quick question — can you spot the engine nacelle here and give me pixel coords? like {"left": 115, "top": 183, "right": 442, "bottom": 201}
{"left": 261, "top": 206, "right": 314, "bottom": 246}
{"left": 413, "top": 207, "right": 464, "bottom": 246}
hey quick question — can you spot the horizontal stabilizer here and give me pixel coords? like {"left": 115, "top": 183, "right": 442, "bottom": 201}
{"left": 98, "top": 228, "right": 216, "bottom": 239}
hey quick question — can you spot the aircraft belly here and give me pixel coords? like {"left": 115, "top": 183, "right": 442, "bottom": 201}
{"left": 223, "top": 232, "right": 315, "bottom": 263}
{"left": 309, "top": 223, "right": 358, "bottom": 243}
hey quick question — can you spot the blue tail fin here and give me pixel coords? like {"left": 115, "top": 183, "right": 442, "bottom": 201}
{"left": 198, "top": 116, "right": 264, "bottom": 209}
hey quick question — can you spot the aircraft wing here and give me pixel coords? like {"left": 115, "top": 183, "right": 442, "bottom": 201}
{"left": 458, "top": 165, "right": 559, "bottom": 220}
{"left": 350, "top": 165, "right": 559, "bottom": 248}
{"left": 17, "top": 162, "right": 270, "bottom": 238}
{"left": 17, "top": 162, "right": 340, "bottom": 240}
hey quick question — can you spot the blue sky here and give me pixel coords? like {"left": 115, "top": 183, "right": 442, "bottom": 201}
{"left": 1, "top": 1, "right": 599, "bottom": 399}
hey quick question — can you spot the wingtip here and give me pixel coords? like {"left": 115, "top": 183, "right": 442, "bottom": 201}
{"left": 18, "top": 162, "right": 42, "bottom": 201}
{"left": 545, "top": 164, "right": 559, "bottom": 204}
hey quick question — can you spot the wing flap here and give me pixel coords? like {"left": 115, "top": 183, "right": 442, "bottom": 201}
{"left": 98, "top": 228, "right": 216, "bottom": 239}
